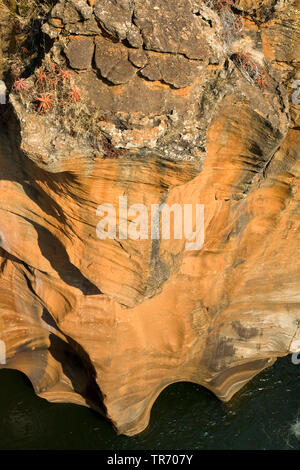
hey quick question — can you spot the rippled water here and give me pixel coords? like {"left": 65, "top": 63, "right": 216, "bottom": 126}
{"left": 0, "top": 355, "right": 300, "bottom": 450}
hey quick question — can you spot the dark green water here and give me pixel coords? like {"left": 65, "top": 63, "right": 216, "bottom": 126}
{"left": 1, "top": 355, "right": 300, "bottom": 450}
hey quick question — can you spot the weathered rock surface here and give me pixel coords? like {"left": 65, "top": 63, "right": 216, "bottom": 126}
{"left": 0, "top": 0, "right": 299, "bottom": 436}
{"left": 65, "top": 35, "right": 95, "bottom": 69}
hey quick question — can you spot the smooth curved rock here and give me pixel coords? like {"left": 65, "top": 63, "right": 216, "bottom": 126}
{"left": 0, "top": 0, "right": 299, "bottom": 436}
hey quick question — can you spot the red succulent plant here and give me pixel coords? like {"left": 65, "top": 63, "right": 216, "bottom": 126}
{"left": 36, "top": 92, "right": 54, "bottom": 113}
{"left": 13, "top": 78, "right": 28, "bottom": 92}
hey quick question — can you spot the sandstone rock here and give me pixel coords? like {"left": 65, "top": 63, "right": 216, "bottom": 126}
{"left": 139, "top": 53, "right": 204, "bottom": 89}
{"left": 0, "top": 0, "right": 299, "bottom": 438}
{"left": 51, "top": 0, "right": 98, "bottom": 35}
{"left": 234, "top": 0, "right": 287, "bottom": 19}
{"left": 0, "top": 1, "right": 14, "bottom": 77}
{"left": 261, "top": 2, "right": 300, "bottom": 64}
{"left": 133, "top": 0, "right": 215, "bottom": 60}
{"left": 49, "top": 17, "right": 64, "bottom": 28}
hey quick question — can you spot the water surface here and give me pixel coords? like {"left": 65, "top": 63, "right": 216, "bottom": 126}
{"left": 0, "top": 355, "right": 300, "bottom": 450}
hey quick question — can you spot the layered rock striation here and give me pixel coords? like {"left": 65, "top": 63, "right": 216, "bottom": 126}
{"left": 0, "top": 0, "right": 299, "bottom": 435}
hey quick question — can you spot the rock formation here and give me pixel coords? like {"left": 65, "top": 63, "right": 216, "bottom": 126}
{"left": 0, "top": 0, "right": 299, "bottom": 435}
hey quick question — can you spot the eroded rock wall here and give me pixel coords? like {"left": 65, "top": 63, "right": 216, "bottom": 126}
{"left": 0, "top": 0, "right": 299, "bottom": 435}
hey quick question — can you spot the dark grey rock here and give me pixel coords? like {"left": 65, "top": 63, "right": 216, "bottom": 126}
{"left": 94, "top": 0, "right": 133, "bottom": 40}
{"left": 95, "top": 36, "right": 137, "bottom": 84}
{"left": 140, "top": 53, "right": 203, "bottom": 89}
{"left": 65, "top": 36, "right": 95, "bottom": 69}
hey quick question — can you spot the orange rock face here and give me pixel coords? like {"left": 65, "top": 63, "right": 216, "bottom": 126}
{"left": 0, "top": 0, "right": 299, "bottom": 435}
